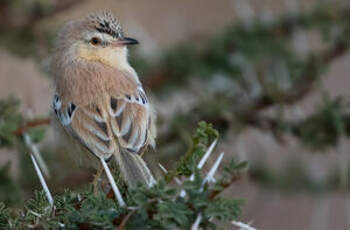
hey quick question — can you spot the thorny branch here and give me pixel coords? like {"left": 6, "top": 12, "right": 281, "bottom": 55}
{"left": 208, "top": 172, "right": 243, "bottom": 201}
{"left": 239, "top": 40, "right": 348, "bottom": 113}
{"left": 12, "top": 118, "right": 50, "bottom": 136}
{"left": 237, "top": 39, "right": 348, "bottom": 138}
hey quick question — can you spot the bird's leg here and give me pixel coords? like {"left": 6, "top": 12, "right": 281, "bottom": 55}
{"left": 93, "top": 165, "right": 104, "bottom": 195}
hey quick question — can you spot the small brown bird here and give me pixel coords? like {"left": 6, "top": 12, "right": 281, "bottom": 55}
{"left": 51, "top": 12, "right": 156, "bottom": 188}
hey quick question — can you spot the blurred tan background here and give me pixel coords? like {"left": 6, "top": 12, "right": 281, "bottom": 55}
{"left": 1, "top": 0, "right": 350, "bottom": 229}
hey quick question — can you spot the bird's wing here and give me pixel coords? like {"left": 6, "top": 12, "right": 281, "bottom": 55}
{"left": 52, "top": 85, "right": 153, "bottom": 159}
{"left": 52, "top": 94, "right": 116, "bottom": 160}
{"left": 108, "top": 86, "right": 152, "bottom": 153}
{"left": 107, "top": 86, "right": 156, "bottom": 186}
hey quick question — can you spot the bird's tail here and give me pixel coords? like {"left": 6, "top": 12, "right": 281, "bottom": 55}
{"left": 114, "top": 149, "right": 155, "bottom": 187}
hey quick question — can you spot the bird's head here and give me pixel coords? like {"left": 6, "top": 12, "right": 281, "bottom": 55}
{"left": 54, "top": 11, "right": 138, "bottom": 69}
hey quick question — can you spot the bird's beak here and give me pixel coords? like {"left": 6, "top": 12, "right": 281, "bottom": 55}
{"left": 111, "top": 37, "right": 139, "bottom": 46}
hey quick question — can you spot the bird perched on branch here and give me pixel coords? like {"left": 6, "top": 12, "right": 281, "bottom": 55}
{"left": 51, "top": 11, "right": 156, "bottom": 190}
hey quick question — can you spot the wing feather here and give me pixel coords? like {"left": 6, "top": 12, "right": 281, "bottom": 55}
{"left": 109, "top": 87, "right": 151, "bottom": 152}
{"left": 53, "top": 85, "right": 153, "bottom": 159}
{"left": 53, "top": 95, "right": 115, "bottom": 159}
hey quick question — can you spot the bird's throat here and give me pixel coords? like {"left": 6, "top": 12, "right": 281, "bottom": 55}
{"left": 77, "top": 45, "right": 131, "bottom": 70}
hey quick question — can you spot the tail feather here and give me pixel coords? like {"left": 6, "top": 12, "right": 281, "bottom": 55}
{"left": 114, "top": 149, "right": 155, "bottom": 187}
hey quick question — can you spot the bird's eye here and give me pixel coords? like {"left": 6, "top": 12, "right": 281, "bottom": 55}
{"left": 90, "top": 37, "right": 101, "bottom": 45}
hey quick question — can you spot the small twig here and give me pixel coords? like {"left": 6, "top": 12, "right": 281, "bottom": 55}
{"left": 100, "top": 156, "right": 125, "bottom": 207}
{"left": 13, "top": 118, "right": 50, "bottom": 136}
{"left": 208, "top": 173, "right": 243, "bottom": 200}
{"left": 118, "top": 209, "right": 136, "bottom": 230}
{"left": 144, "top": 71, "right": 170, "bottom": 90}
{"left": 30, "top": 154, "right": 54, "bottom": 207}
{"left": 241, "top": 114, "right": 286, "bottom": 144}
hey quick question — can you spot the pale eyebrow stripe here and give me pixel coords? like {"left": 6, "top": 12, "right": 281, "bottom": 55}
{"left": 84, "top": 31, "right": 113, "bottom": 43}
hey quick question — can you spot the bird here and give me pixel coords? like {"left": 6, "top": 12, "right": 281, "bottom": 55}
{"left": 50, "top": 11, "right": 156, "bottom": 191}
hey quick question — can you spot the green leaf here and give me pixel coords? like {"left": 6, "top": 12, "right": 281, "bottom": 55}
{"left": 27, "top": 126, "right": 46, "bottom": 143}
{"left": 205, "top": 197, "right": 244, "bottom": 221}
{"left": 0, "top": 97, "right": 22, "bottom": 147}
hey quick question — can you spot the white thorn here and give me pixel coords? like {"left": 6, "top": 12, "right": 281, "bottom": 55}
{"left": 197, "top": 139, "right": 218, "bottom": 169}
{"left": 158, "top": 163, "right": 168, "bottom": 173}
{"left": 158, "top": 163, "right": 186, "bottom": 197}
{"left": 138, "top": 158, "right": 156, "bottom": 188}
{"left": 29, "top": 210, "right": 42, "bottom": 217}
{"left": 191, "top": 213, "right": 202, "bottom": 230}
{"left": 99, "top": 156, "right": 125, "bottom": 207}
{"left": 30, "top": 154, "right": 53, "bottom": 207}
{"left": 23, "top": 133, "right": 50, "bottom": 178}
{"left": 158, "top": 163, "right": 182, "bottom": 185}
{"left": 174, "top": 177, "right": 183, "bottom": 185}
{"left": 201, "top": 152, "right": 225, "bottom": 190}
{"left": 182, "top": 139, "right": 219, "bottom": 198}
{"left": 189, "top": 139, "right": 218, "bottom": 182}
{"left": 231, "top": 221, "right": 257, "bottom": 230}
{"left": 179, "top": 190, "right": 186, "bottom": 198}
